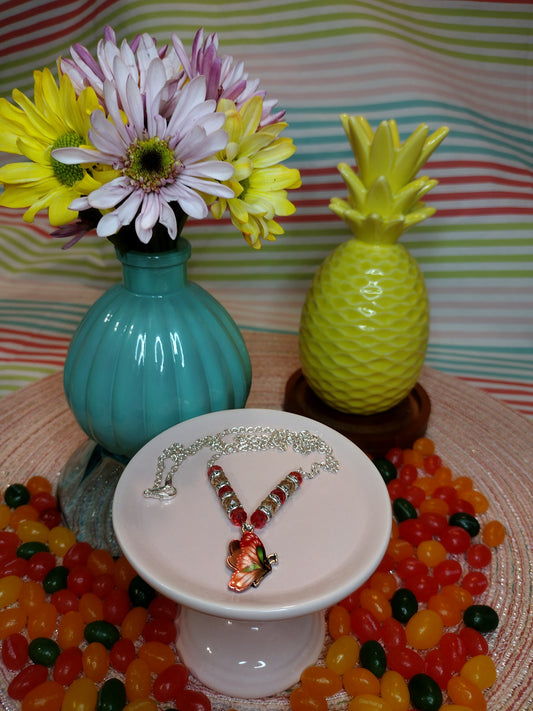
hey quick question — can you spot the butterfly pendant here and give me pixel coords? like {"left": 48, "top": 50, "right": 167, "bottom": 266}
{"left": 227, "top": 530, "right": 278, "bottom": 592}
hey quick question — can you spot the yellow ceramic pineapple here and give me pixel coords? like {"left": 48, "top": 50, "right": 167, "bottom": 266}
{"left": 299, "top": 116, "right": 449, "bottom": 414}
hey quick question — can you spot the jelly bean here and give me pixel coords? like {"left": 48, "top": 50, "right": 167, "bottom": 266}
{"left": 48, "top": 526, "right": 77, "bottom": 557}
{"left": 398, "top": 519, "right": 430, "bottom": 546}
{"left": 441, "top": 584, "right": 473, "bottom": 611}
{"left": 0, "top": 531, "right": 19, "bottom": 557}
{"left": 290, "top": 686, "right": 329, "bottom": 711}
{"left": 57, "top": 610, "right": 85, "bottom": 649}
{"left": 463, "top": 605, "right": 499, "bottom": 633}
{"left": 466, "top": 543, "right": 492, "bottom": 569}
{"left": 125, "top": 658, "right": 152, "bottom": 700}
{"left": 26, "top": 476, "right": 52, "bottom": 495}
{"left": 433, "top": 559, "right": 462, "bottom": 586}
{"left": 121, "top": 607, "right": 148, "bottom": 641}
{"left": 413, "top": 437, "right": 435, "bottom": 456}
{"left": 62, "top": 677, "right": 98, "bottom": 711}
{"left": 83, "top": 641, "right": 110, "bottom": 682}
{"left": 19, "top": 580, "right": 46, "bottom": 614}
{"left": 128, "top": 575, "right": 157, "bottom": 608}
{"left": 427, "top": 593, "right": 462, "bottom": 627}
{"left": 51, "top": 588, "right": 79, "bottom": 614}
{"left": 113, "top": 556, "right": 137, "bottom": 590}
{"left": 380, "top": 617, "right": 406, "bottom": 650}
{"left": 419, "top": 498, "right": 448, "bottom": 516}
{"left": 404, "top": 573, "right": 438, "bottom": 603}
{"left": 137, "top": 640, "right": 175, "bottom": 673}
{"left": 97, "top": 678, "right": 127, "bottom": 711}
{"left": 360, "top": 588, "right": 392, "bottom": 622}
{"left": 39, "top": 508, "right": 62, "bottom": 529}
{"left": 386, "top": 538, "right": 415, "bottom": 562}
{"left": 373, "top": 457, "right": 398, "bottom": 485}
{"left": 5, "top": 483, "right": 31, "bottom": 508}
{"left": 460, "top": 654, "right": 496, "bottom": 690}
{"left": 359, "top": 640, "right": 387, "bottom": 678}
{"left": 152, "top": 663, "right": 189, "bottom": 702}
{"left": 0, "top": 605, "right": 27, "bottom": 638}
{"left": 87, "top": 549, "right": 115, "bottom": 577}
{"left": 424, "top": 648, "right": 452, "bottom": 689}
{"left": 43, "top": 565, "right": 70, "bottom": 594}
{"left": 103, "top": 588, "right": 131, "bottom": 625}
{"left": 482, "top": 520, "right": 505, "bottom": 547}
{"left": 408, "top": 673, "right": 443, "bottom": 711}
{"left": 439, "top": 633, "right": 467, "bottom": 673}
{"left": 53, "top": 646, "right": 83, "bottom": 685}
{"left": 398, "top": 464, "right": 418, "bottom": 485}
{"left": 463, "top": 489, "right": 489, "bottom": 514}
{"left": 385, "top": 447, "right": 404, "bottom": 467}
{"left": 30, "top": 491, "right": 56, "bottom": 513}
{"left": 147, "top": 595, "right": 178, "bottom": 620}
{"left": 85, "top": 619, "right": 121, "bottom": 649}
{"left": 391, "top": 588, "right": 418, "bottom": 623}
{"left": 0, "top": 504, "right": 12, "bottom": 529}
{"left": 92, "top": 573, "right": 115, "bottom": 599}
{"left": 79, "top": 592, "right": 104, "bottom": 623}
{"left": 439, "top": 526, "right": 470, "bottom": 554}
{"left": 0, "top": 574, "right": 23, "bottom": 608}
{"left": 27, "top": 551, "right": 56, "bottom": 581}
{"left": 0, "top": 555, "right": 28, "bottom": 577}
{"left": 328, "top": 604, "right": 351, "bottom": 639}
{"left": 388, "top": 646, "right": 425, "bottom": 680}
{"left": 300, "top": 665, "right": 342, "bottom": 697}
{"left": 405, "top": 609, "right": 444, "bottom": 650}
{"left": 392, "top": 497, "right": 417, "bottom": 522}
{"left": 2, "top": 632, "right": 29, "bottom": 670}
{"left": 369, "top": 571, "right": 397, "bottom": 599}
{"left": 27, "top": 601, "right": 57, "bottom": 639}
{"left": 396, "top": 557, "right": 428, "bottom": 581}
{"left": 447, "top": 675, "right": 487, "bottom": 711}
{"left": 63, "top": 541, "right": 93, "bottom": 569}
{"left": 448, "top": 512, "right": 480, "bottom": 537}
{"left": 28, "top": 637, "right": 61, "bottom": 667}
{"left": 418, "top": 512, "right": 447, "bottom": 537}
{"left": 402, "top": 449, "right": 424, "bottom": 467}
{"left": 380, "top": 669, "right": 410, "bottom": 711}
{"left": 325, "top": 634, "right": 360, "bottom": 674}
{"left": 142, "top": 617, "right": 177, "bottom": 644}
{"left": 110, "top": 637, "right": 136, "bottom": 674}
{"left": 433, "top": 466, "right": 453, "bottom": 487}
{"left": 8, "top": 663, "right": 49, "bottom": 700}
{"left": 10, "top": 504, "right": 39, "bottom": 529}
{"left": 458, "top": 627, "right": 488, "bottom": 657}
{"left": 403, "top": 485, "right": 425, "bottom": 509}
{"left": 416, "top": 540, "right": 447, "bottom": 568}
{"left": 67, "top": 565, "right": 94, "bottom": 596}
{"left": 174, "top": 689, "right": 212, "bottom": 711}
{"left": 17, "top": 541, "right": 49, "bottom": 560}
{"left": 388, "top": 479, "right": 408, "bottom": 501}
{"left": 21, "top": 680, "right": 65, "bottom": 711}
{"left": 350, "top": 607, "right": 381, "bottom": 642}
{"left": 347, "top": 694, "right": 392, "bottom": 711}
{"left": 423, "top": 454, "right": 442, "bottom": 475}
{"left": 343, "top": 667, "right": 381, "bottom": 697}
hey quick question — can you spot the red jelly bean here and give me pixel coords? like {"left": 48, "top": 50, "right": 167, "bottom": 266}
{"left": 53, "top": 647, "right": 83, "bottom": 686}
{"left": 466, "top": 543, "right": 492, "bottom": 569}
{"left": 462, "top": 571, "right": 489, "bottom": 596}
{"left": 63, "top": 542, "right": 93, "bottom": 570}
{"left": 380, "top": 617, "right": 406, "bottom": 650}
{"left": 142, "top": 617, "right": 177, "bottom": 644}
{"left": 459, "top": 626, "right": 489, "bottom": 657}
{"left": 8, "top": 664, "right": 48, "bottom": 700}
{"left": 387, "top": 646, "right": 425, "bottom": 680}
{"left": 67, "top": 566, "right": 94, "bottom": 596}
{"left": 439, "top": 632, "right": 467, "bottom": 673}
{"left": 27, "top": 551, "right": 56, "bottom": 581}
{"left": 2, "top": 632, "right": 29, "bottom": 670}
{"left": 109, "top": 637, "right": 136, "bottom": 674}
{"left": 103, "top": 588, "right": 131, "bottom": 626}
{"left": 434, "top": 559, "right": 463, "bottom": 586}
{"left": 350, "top": 607, "right": 380, "bottom": 642}
{"left": 152, "top": 663, "right": 189, "bottom": 702}
{"left": 175, "top": 688, "right": 212, "bottom": 711}
{"left": 51, "top": 589, "right": 79, "bottom": 614}
{"left": 424, "top": 648, "right": 452, "bottom": 689}
{"left": 30, "top": 492, "right": 56, "bottom": 513}
{"left": 439, "top": 526, "right": 471, "bottom": 554}
{"left": 148, "top": 595, "right": 179, "bottom": 620}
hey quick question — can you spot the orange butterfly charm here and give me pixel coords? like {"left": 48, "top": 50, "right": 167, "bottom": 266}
{"left": 227, "top": 531, "right": 278, "bottom": 592}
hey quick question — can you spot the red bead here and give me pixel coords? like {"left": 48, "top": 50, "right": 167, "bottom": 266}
{"left": 217, "top": 485, "right": 232, "bottom": 498}
{"left": 250, "top": 509, "right": 268, "bottom": 529}
{"left": 289, "top": 470, "right": 303, "bottom": 485}
{"left": 271, "top": 487, "right": 286, "bottom": 504}
{"left": 207, "top": 465, "right": 223, "bottom": 478}
{"left": 229, "top": 507, "right": 247, "bottom": 526}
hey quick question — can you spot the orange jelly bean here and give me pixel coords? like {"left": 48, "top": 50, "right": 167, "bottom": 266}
{"left": 9, "top": 505, "right": 39, "bottom": 529}
{"left": 16, "top": 520, "right": 49, "bottom": 544}
{"left": 369, "top": 571, "right": 397, "bottom": 599}
{"left": 26, "top": 476, "right": 53, "bottom": 495}
{"left": 359, "top": 588, "right": 392, "bottom": 622}
{"left": 57, "top": 610, "right": 85, "bottom": 649}
{"left": 412, "top": 437, "right": 435, "bottom": 456}
{"left": 405, "top": 609, "right": 444, "bottom": 650}
{"left": 289, "top": 686, "right": 328, "bottom": 711}
{"left": 379, "top": 669, "right": 410, "bottom": 711}
{"left": 137, "top": 641, "right": 175, "bottom": 674}
{"left": 402, "top": 449, "right": 424, "bottom": 467}
{"left": 328, "top": 605, "right": 351, "bottom": 639}
{"left": 0, "top": 607, "right": 26, "bottom": 639}
{"left": 82, "top": 641, "right": 110, "bottom": 682}
{"left": 18, "top": 580, "right": 46, "bottom": 614}
{"left": 78, "top": 592, "right": 104, "bottom": 623}
{"left": 447, "top": 675, "right": 487, "bottom": 711}
{"left": 300, "top": 665, "right": 342, "bottom": 697}
{"left": 482, "top": 520, "right": 506, "bottom": 547}
{"left": 87, "top": 549, "right": 115, "bottom": 577}
{"left": 27, "top": 601, "right": 57, "bottom": 639}
{"left": 114, "top": 556, "right": 137, "bottom": 590}
{"left": 0, "top": 504, "right": 11, "bottom": 529}
{"left": 416, "top": 540, "right": 447, "bottom": 568}
{"left": 343, "top": 667, "right": 381, "bottom": 697}
{"left": 121, "top": 607, "right": 148, "bottom": 641}
{"left": 125, "top": 658, "right": 153, "bottom": 701}
{"left": 21, "top": 680, "right": 64, "bottom": 711}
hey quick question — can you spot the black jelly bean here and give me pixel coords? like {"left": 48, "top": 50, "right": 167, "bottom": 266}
{"left": 84, "top": 620, "right": 120, "bottom": 649}
{"left": 408, "top": 672, "right": 443, "bottom": 711}
{"left": 128, "top": 575, "right": 157, "bottom": 608}
{"left": 17, "top": 541, "right": 50, "bottom": 560}
{"left": 358, "top": 639, "right": 387, "bottom": 678}
{"left": 372, "top": 457, "right": 397, "bottom": 485}
{"left": 4, "top": 484, "right": 30, "bottom": 509}
{"left": 43, "top": 566, "right": 69, "bottom": 594}
{"left": 463, "top": 604, "right": 499, "bottom": 633}
{"left": 392, "top": 497, "right": 418, "bottom": 522}
{"left": 391, "top": 587, "right": 418, "bottom": 623}
{"left": 28, "top": 637, "right": 61, "bottom": 667}
{"left": 449, "top": 512, "right": 480, "bottom": 537}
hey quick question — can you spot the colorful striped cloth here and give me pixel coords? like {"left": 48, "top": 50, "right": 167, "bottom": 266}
{"left": 1, "top": 1, "right": 532, "bottom": 418}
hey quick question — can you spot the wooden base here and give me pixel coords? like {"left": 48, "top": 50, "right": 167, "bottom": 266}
{"left": 283, "top": 369, "right": 431, "bottom": 458}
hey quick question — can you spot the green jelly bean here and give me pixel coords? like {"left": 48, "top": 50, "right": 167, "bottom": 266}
{"left": 128, "top": 575, "right": 157, "bottom": 608}
{"left": 372, "top": 457, "right": 397, "bottom": 485}
{"left": 391, "top": 588, "right": 418, "bottom": 623}
{"left": 449, "top": 512, "right": 480, "bottom": 537}
{"left": 463, "top": 604, "right": 499, "bottom": 633}
{"left": 393, "top": 497, "right": 418, "bottom": 522}
{"left": 97, "top": 677, "right": 127, "bottom": 711}
{"left": 408, "top": 673, "right": 443, "bottom": 711}
{"left": 359, "top": 639, "right": 387, "bottom": 678}
{"left": 17, "top": 541, "right": 50, "bottom": 560}
{"left": 28, "top": 637, "right": 61, "bottom": 667}
{"left": 4, "top": 484, "right": 30, "bottom": 509}
{"left": 84, "top": 620, "right": 120, "bottom": 650}
{"left": 43, "top": 566, "right": 69, "bottom": 594}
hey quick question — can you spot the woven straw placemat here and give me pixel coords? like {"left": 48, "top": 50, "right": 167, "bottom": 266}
{"left": 0, "top": 332, "right": 532, "bottom": 710}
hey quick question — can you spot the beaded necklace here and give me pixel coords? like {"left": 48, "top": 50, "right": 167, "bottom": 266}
{"left": 144, "top": 426, "right": 339, "bottom": 592}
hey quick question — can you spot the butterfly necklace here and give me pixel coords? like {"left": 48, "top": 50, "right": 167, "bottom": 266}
{"left": 144, "top": 426, "right": 339, "bottom": 592}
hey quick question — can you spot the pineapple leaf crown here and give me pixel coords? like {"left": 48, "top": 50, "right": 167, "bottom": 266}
{"left": 330, "top": 115, "right": 449, "bottom": 244}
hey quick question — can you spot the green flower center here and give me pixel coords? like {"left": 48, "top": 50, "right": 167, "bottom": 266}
{"left": 51, "top": 133, "right": 84, "bottom": 187}
{"left": 123, "top": 136, "right": 179, "bottom": 191}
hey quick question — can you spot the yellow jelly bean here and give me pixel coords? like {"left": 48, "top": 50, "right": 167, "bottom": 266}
{"left": 0, "top": 575, "right": 23, "bottom": 609}
{"left": 348, "top": 694, "right": 393, "bottom": 711}
{"left": 325, "top": 634, "right": 360, "bottom": 674}
{"left": 380, "top": 670, "right": 410, "bottom": 711}
{"left": 62, "top": 678, "right": 98, "bottom": 711}
{"left": 17, "top": 520, "right": 49, "bottom": 544}
{"left": 48, "top": 526, "right": 76, "bottom": 556}
{"left": 460, "top": 654, "right": 497, "bottom": 690}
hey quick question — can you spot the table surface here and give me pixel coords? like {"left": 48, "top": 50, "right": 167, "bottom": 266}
{"left": 1, "top": 331, "right": 532, "bottom": 710}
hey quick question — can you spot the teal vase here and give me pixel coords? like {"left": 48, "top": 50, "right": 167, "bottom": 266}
{"left": 59, "top": 236, "right": 251, "bottom": 551}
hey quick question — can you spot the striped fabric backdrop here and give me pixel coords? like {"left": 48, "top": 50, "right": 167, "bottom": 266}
{"left": 1, "top": 0, "right": 532, "bottom": 417}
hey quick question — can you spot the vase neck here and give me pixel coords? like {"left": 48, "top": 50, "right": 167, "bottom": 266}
{"left": 117, "top": 238, "right": 191, "bottom": 295}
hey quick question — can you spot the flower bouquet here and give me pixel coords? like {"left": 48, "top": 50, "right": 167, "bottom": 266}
{"left": 0, "top": 26, "right": 301, "bottom": 253}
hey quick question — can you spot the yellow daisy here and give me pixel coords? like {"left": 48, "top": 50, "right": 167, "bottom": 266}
{"left": 211, "top": 96, "right": 301, "bottom": 249}
{"left": 0, "top": 67, "right": 114, "bottom": 226}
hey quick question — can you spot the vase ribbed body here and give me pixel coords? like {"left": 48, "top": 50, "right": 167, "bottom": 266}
{"left": 63, "top": 238, "right": 251, "bottom": 458}
{"left": 299, "top": 237, "right": 428, "bottom": 415}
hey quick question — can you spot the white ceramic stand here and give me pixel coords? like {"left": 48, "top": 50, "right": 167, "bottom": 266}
{"left": 113, "top": 409, "right": 391, "bottom": 699}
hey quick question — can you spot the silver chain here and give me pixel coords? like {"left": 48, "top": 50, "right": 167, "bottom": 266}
{"left": 143, "top": 425, "right": 339, "bottom": 500}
